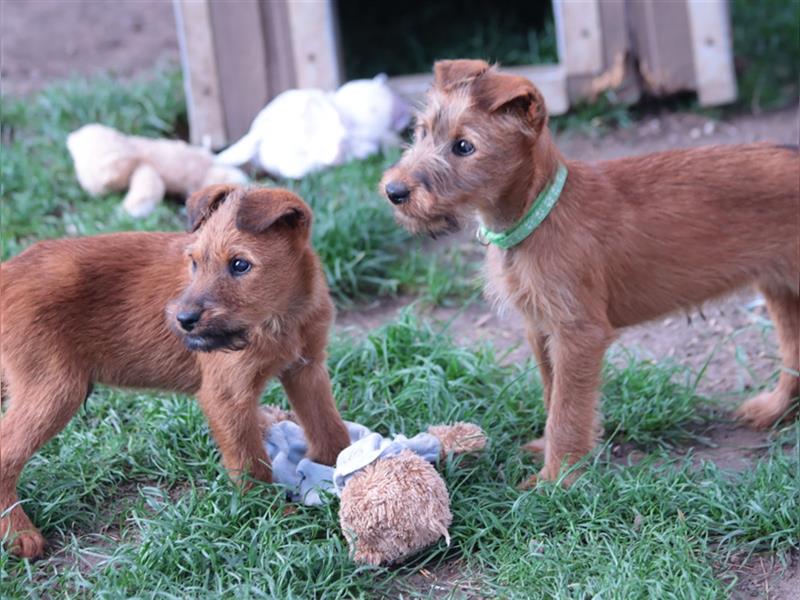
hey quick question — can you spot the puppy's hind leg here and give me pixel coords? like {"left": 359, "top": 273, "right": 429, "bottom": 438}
{"left": 737, "top": 284, "right": 800, "bottom": 428}
{"left": 0, "top": 367, "right": 89, "bottom": 558}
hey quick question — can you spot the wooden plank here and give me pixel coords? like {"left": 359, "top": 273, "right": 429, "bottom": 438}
{"left": 388, "top": 64, "right": 569, "bottom": 116}
{"left": 628, "top": 0, "right": 696, "bottom": 95}
{"left": 208, "top": 0, "right": 270, "bottom": 143}
{"left": 685, "top": 0, "right": 737, "bottom": 106}
{"left": 593, "top": 0, "right": 640, "bottom": 102}
{"left": 285, "top": 0, "right": 341, "bottom": 90}
{"left": 173, "top": 0, "right": 225, "bottom": 148}
{"left": 566, "top": 0, "right": 641, "bottom": 104}
{"left": 259, "top": 0, "right": 296, "bottom": 97}
{"left": 553, "top": 0, "right": 603, "bottom": 76}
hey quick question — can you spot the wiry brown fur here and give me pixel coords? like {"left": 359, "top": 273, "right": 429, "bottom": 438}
{"left": 382, "top": 59, "right": 800, "bottom": 487}
{"left": 0, "top": 185, "right": 350, "bottom": 558}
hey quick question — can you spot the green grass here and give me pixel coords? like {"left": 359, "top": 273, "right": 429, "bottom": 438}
{"left": 0, "top": 70, "right": 188, "bottom": 258}
{"left": 2, "top": 314, "right": 797, "bottom": 598}
{"left": 285, "top": 151, "right": 415, "bottom": 305}
{"left": 389, "top": 245, "right": 482, "bottom": 308}
{"left": 0, "top": 71, "right": 420, "bottom": 304}
{"left": 731, "top": 0, "right": 800, "bottom": 111}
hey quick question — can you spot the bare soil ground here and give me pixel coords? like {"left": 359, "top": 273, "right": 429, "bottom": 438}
{"left": 1, "top": 0, "right": 178, "bottom": 95}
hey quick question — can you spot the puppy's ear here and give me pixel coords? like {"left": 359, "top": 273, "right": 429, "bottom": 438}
{"left": 236, "top": 188, "right": 312, "bottom": 239}
{"left": 473, "top": 73, "right": 547, "bottom": 134}
{"left": 433, "top": 59, "right": 490, "bottom": 89}
{"left": 186, "top": 184, "right": 238, "bottom": 232}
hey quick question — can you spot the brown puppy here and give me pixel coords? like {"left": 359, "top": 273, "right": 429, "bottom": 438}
{"left": 382, "top": 59, "right": 799, "bottom": 486}
{"left": 0, "top": 185, "right": 350, "bottom": 558}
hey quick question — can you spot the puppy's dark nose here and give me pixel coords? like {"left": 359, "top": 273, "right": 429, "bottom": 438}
{"left": 385, "top": 181, "right": 410, "bottom": 205}
{"left": 177, "top": 309, "right": 202, "bottom": 332}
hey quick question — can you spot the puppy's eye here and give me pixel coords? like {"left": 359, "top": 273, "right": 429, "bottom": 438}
{"left": 230, "top": 258, "right": 251, "bottom": 275}
{"left": 191, "top": 259, "right": 197, "bottom": 273}
{"left": 452, "top": 139, "right": 475, "bottom": 156}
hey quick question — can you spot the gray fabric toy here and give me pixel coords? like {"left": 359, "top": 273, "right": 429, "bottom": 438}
{"left": 266, "top": 419, "right": 441, "bottom": 505}
{"left": 260, "top": 406, "right": 487, "bottom": 565}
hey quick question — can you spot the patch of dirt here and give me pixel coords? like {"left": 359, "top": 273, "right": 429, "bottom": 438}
{"left": 557, "top": 108, "right": 800, "bottom": 159}
{"left": 603, "top": 419, "right": 775, "bottom": 473}
{"left": 0, "top": 0, "right": 179, "bottom": 96}
{"left": 684, "top": 421, "right": 772, "bottom": 472}
{"left": 726, "top": 552, "right": 800, "bottom": 600}
{"left": 390, "top": 559, "right": 489, "bottom": 599}
{"left": 35, "top": 480, "right": 200, "bottom": 578}
{"left": 382, "top": 287, "right": 778, "bottom": 399}
{"left": 337, "top": 294, "right": 417, "bottom": 334}
{"left": 35, "top": 482, "right": 142, "bottom": 582}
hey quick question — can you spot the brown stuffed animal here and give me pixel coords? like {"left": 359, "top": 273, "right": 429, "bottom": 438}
{"left": 339, "top": 423, "right": 486, "bottom": 565}
{"left": 67, "top": 124, "right": 248, "bottom": 217}
{"left": 262, "top": 408, "right": 486, "bottom": 565}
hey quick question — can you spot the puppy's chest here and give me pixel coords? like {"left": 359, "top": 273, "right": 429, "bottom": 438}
{"left": 483, "top": 247, "right": 575, "bottom": 328}
{"left": 253, "top": 327, "right": 306, "bottom": 369}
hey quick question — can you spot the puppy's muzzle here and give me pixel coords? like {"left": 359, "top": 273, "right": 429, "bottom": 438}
{"left": 385, "top": 181, "right": 410, "bottom": 205}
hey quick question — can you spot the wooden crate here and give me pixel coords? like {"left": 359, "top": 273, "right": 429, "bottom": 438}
{"left": 174, "top": 0, "right": 736, "bottom": 148}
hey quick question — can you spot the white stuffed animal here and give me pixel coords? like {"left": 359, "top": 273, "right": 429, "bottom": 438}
{"left": 67, "top": 124, "right": 248, "bottom": 217}
{"left": 332, "top": 74, "right": 412, "bottom": 160}
{"left": 214, "top": 89, "right": 347, "bottom": 180}
{"left": 216, "top": 74, "right": 411, "bottom": 179}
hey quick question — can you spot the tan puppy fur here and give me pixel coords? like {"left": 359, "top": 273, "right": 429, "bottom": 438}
{"left": 0, "top": 185, "right": 350, "bottom": 558}
{"left": 382, "top": 59, "right": 800, "bottom": 486}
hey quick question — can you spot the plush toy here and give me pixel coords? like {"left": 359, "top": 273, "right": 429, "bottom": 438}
{"left": 67, "top": 124, "right": 248, "bottom": 217}
{"left": 216, "top": 74, "right": 411, "bottom": 179}
{"left": 262, "top": 406, "right": 486, "bottom": 565}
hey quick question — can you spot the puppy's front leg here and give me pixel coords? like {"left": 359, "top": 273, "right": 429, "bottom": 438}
{"left": 196, "top": 383, "right": 272, "bottom": 485}
{"left": 536, "top": 322, "right": 613, "bottom": 485}
{"left": 280, "top": 359, "right": 350, "bottom": 466}
{"left": 522, "top": 329, "right": 553, "bottom": 455}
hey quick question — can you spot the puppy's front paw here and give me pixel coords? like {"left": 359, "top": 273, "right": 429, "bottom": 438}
{"left": 736, "top": 391, "right": 795, "bottom": 429}
{"left": 3, "top": 526, "right": 46, "bottom": 560}
{"left": 518, "top": 473, "right": 540, "bottom": 490}
{"left": 308, "top": 445, "right": 341, "bottom": 468}
{"left": 521, "top": 436, "right": 546, "bottom": 455}
{"left": 257, "top": 405, "right": 294, "bottom": 436}
{"left": 1, "top": 507, "right": 47, "bottom": 559}
{"left": 518, "top": 463, "right": 583, "bottom": 490}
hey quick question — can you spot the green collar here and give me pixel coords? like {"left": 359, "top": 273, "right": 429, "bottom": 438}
{"left": 477, "top": 164, "right": 568, "bottom": 249}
